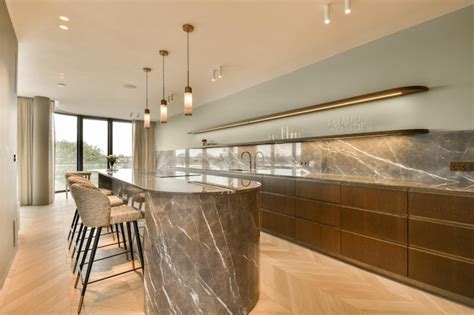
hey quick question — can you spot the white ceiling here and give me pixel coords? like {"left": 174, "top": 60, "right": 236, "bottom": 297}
{"left": 6, "top": 0, "right": 473, "bottom": 121}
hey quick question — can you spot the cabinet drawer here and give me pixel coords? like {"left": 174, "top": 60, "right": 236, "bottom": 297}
{"left": 409, "top": 219, "right": 474, "bottom": 259}
{"left": 295, "top": 219, "right": 340, "bottom": 254}
{"left": 262, "top": 192, "right": 295, "bottom": 216}
{"left": 341, "top": 231, "right": 407, "bottom": 276}
{"left": 409, "top": 191, "right": 474, "bottom": 225}
{"left": 341, "top": 207, "right": 407, "bottom": 244}
{"left": 261, "top": 209, "right": 295, "bottom": 239}
{"left": 409, "top": 248, "right": 474, "bottom": 299}
{"left": 295, "top": 179, "right": 340, "bottom": 203}
{"left": 262, "top": 176, "right": 294, "bottom": 195}
{"left": 341, "top": 185, "right": 407, "bottom": 215}
{"left": 295, "top": 198, "right": 340, "bottom": 228}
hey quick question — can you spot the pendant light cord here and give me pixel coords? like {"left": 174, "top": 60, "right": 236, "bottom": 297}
{"left": 186, "top": 32, "right": 190, "bottom": 86}
{"left": 145, "top": 70, "right": 149, "bottom": 109}
{"left": 162, "top": 55, "right": 165, "bottom": 99}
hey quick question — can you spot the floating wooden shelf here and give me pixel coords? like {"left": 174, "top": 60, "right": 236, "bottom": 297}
{"left": 188, "top": 86, "right": 429, "bottom": 135}
{"left": 191, "top": 129, "right": 430, "bottom": 149}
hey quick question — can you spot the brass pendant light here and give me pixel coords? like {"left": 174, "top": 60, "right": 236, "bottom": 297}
{"left": 143, "top": 67, "right": 151, "bottom": 129}
{"left": 159, "top": 50, "right": 168, "bottom": 123}
{"left": 183, "top": 24, "right": 194, "bottom": 116}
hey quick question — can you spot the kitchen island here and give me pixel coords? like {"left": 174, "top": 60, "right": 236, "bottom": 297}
{"left": 97, "top": 169, "right": 261, "bottom": 315}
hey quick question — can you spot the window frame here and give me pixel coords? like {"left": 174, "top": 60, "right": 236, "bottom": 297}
{"left": 54, "top": 112, "right": 132, "bottom": 192}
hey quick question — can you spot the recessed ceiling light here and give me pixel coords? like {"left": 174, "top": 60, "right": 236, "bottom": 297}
{"left": 59, "top": 25, "right": 69, "bottom": 30}
{"left": 59, "top": 16, "right": 70, "bottom": 21}
{"left": 123, "top": 84, "right": 137, "bottom": 89}
{"left": 58, "top": 83, "right": 66, "bottom": 87}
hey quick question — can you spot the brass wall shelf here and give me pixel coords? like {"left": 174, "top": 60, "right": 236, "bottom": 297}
{"left": 191, "top": 129, "right": 429, "bottom": 149}
{"left": 188, "top": 86, "right": 429, "bottom": 134}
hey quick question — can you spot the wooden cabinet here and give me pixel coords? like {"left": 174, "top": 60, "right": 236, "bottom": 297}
{"left": 295, "top": 198, "right": 340, "bottom": 228}
{"left": 261, "top": 209, "right": 295, "bottom": 239}
{"left": 295, "top": 219, "right": 340, "bottom": 254}
{"left": 262, "top": 176, "right": 294, "bottom": 195}
{"left": 262, "top": 192, "right": 295, "bottom": 216}
{"left": 295, "top": 179, "right": 340, "bottom": 203}
{"left": 341, "top": 231, "right": 408, "bottom": 276}
{"left": 341, "top": 184, "right": 407, "bottom": 215}
{"left": 341, "top": 207, "right": 407, "bottom": 244}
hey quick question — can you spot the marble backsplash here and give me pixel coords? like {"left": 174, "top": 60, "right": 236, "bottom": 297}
{"left": 156, "top": 130, "right": 474, "bottom": 187}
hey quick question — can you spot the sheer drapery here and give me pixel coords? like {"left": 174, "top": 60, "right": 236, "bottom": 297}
{"left": 132, "top": 120, "right": 156, "bottom": 173}
{"left": 17, "top": 97, "right": 55, "bottom": 205}
{"left": 17, "top": 97, "right": 33, "bottom": 205}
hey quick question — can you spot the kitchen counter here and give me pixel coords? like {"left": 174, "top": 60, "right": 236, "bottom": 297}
{"left": 96, "top": 169, "right": 261, "bottom": 314}
{"left": 175, "top": 167, "right": 474, "bottom": 194}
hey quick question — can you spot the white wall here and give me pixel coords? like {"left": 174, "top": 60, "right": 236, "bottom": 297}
{"left": 0, "top": 0, "right": 18, "bottom": 286}
{"left": 156, "top": 6, "right": 474, "bottom": 150}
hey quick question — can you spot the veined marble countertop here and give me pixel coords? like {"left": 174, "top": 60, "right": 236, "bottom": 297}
{"left": 174, "top": 167, "right": 474, "bottom": 194}
{"left": 96, "top": 169, "right": 261, "bottom": 194}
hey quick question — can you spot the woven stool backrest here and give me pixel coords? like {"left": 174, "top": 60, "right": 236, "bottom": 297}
{"left": 70, "top": 183, "right": 111, "bottom": 228}
{"left": 67, "top": 176, "right": 98, "bottom": 191}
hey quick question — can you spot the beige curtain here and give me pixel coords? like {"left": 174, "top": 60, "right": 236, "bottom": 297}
{"left": 132, "top": 120, "right": 156, "bottom": 173}
{"left": 17, "top": 97, "right": 33, "bottom": 205}
{"left": 17, "top": 97, "right": 55, "bottom": 206}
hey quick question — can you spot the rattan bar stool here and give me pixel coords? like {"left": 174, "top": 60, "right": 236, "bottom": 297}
{"left": 70, "top": 183, "right": 144, "bottom": 314}
{"left": 67, "top": 175, "right": 127, "bottom": 262}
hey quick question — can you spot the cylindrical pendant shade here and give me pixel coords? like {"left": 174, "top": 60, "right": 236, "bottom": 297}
{"left": 144, "top": 109, "right": 151, "bottom": 129}
{"left": 184, "top": 86, "right": 192, "bottom": 116}
{"left": 160, "top": 100, "right": 167, "bottom": 123}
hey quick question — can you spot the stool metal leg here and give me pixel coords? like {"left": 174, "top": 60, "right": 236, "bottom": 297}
{"left": 73, "top": 226, "right": 88, "bottom": 273}
{"left": 69, "top": 213, "right": 80, "bottom": 250}
{"left": 74, "top": 227, "right": 95, "bottom": 288}
{"left": 72, "top": 223, "right": 84, "bottom": 258}
{"left": 126, "top": 222, "right": 135, "bottom": 268}
{"left": 133, "top": 221, "right": 144, "bottom": 270}
{"left": 67, "top": 209, "right": 79, "bottom": 241}
{"left": 77, "top": 227, "right": 102, "bottom": 314}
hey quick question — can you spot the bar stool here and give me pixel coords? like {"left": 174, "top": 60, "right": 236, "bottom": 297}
{"left": 70, "top": 183, "right": 144, "bottom": 314}
{"left": 67, "top": 176, "right": 126, "bottom": 260}
{"left": 65, "top": 171, "right": 92, "bottom": 199}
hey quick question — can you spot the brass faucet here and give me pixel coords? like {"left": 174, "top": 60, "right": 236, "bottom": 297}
{"left": 241, "top": 151, "right": 252, "bottom": 171}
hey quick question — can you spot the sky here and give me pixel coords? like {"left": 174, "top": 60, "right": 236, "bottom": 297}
{"left": 54, "top": 113, "right": 132, "bottom": 156}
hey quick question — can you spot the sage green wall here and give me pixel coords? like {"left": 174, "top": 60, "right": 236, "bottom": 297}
{"left": 0, "top": 0, "right": 18, "bottom": 286}
{"left": 156, "top": 6, "right": 474, "bottom": 150}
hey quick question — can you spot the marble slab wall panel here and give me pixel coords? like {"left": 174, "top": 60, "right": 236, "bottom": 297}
{"left": 144, "top": 190, "right": 260, "bottom": 314}
{"left": 156, "top": 131, "right": 474, "bottom": 186}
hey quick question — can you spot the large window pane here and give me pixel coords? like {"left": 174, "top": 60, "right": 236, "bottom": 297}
{"left": 112, "top": 121, "right": 132, "bottom": 168}
{"left": 54, "top": 114, "right": 77, "bottom": 191}
{"left": 83, "top": 119, "right": 108, "bottom": 173}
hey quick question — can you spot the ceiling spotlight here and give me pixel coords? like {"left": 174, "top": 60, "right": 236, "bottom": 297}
{"left": 59, "top": 25, "right": 69, "bottom": 30}
{"left": 57, "top": 83, "right": 66, "bottom": 87}
{"left": 59, "top": 16, "right": 70, "bottom": 21}
{"left": 344, "top": 0, "right": 351, "bottom": 14}
{"left": 212, "top": 69, "right": 217, "bottom": 82}
{"left": 324, "top": 4, "right": 331, "bottom": 24}
{"left": 218, "top": 66, "right": 223, "bottom": 79}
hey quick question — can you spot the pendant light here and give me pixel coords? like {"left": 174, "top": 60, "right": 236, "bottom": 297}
{"left": 159, "top": 50, "right": 169, "bottom": 123}
{"left": 183, "top": 24, "right": 194, "bottom": 116}
{"left": 143, "top": 67, "right": 151, "bottom": 129}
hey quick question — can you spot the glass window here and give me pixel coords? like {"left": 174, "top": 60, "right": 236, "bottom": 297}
{"left": 83, "top": 119, "right": 108, "bottom": 172}
{"left": 54, "top": 114, "right": 77, "bottom": 191}
{"left": 112, "top": 121, "right": 133, "bottom": 169}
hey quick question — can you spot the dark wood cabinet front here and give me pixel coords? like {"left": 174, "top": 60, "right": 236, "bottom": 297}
{"left": 261, "top": 209, "right": 295, "bottom": 240}
{"left": 261, "top": 192, "right": 295, "bottom": 216}
{"left": 295, "top": 179, "right": 340, "bottom": 203}
{"left": 341, "top": 184, "right": 407, "bottom": 215}
{"left": 295, "top": 198, "right": 340, "bottom": 228}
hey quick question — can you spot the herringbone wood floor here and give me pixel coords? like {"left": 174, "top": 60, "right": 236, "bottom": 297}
{"left": 0, "top": 194, "right": 472, "bottom": 315}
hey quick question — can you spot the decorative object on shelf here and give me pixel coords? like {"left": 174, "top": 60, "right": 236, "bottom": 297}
{"left": 202, "top": 139, "right": 208, "bottom": 146}
{"left": 324, "top": 4, "right": 331, "bottom": 24}
{"left": 143, "top": 67, "right": 152, "bottom": 129}
{"left": 183, "top": 24, "right": 194, "bottom": 116}
{"left": 188, "top": 86, "right": 429, "bottom": 134}
{"left": 106, "top": 154, "right": 118, "bottom": 171}
{"left": 159, "top": 50, "right": 169, "bottom": 123}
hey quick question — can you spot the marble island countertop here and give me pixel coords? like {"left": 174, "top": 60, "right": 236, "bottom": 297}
{"left": 174, "top": 167, "right": 474, "bottom": 194}
{"left": 96, "top": 169, "right": 261, "bottom": 194}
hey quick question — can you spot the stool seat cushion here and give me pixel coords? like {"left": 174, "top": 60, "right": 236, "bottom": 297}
{"left": 110, "top": 205, "right": 142, "bottom": 225}
{"left": 134, "top": 192, "right": 146, "bottom": 202}
{"left": 100, "top": 188, "right": 113, "bottom": 196}
{"left": 108, "top": 195, "right": 125, "bottom": 207}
